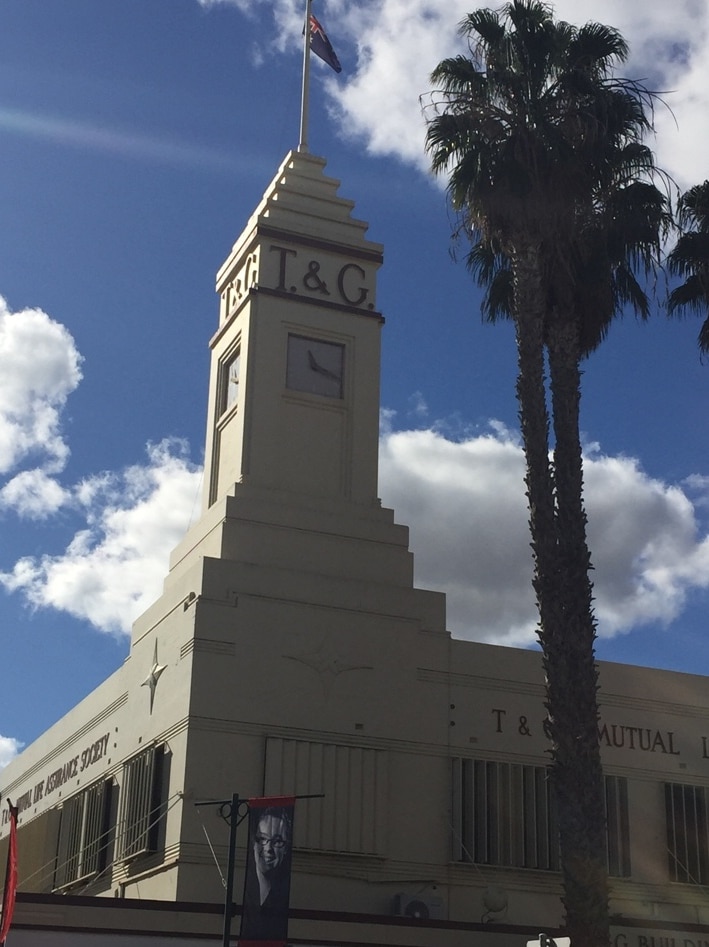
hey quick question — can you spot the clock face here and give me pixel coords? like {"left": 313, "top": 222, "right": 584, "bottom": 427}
{"left": 286, "top": 335, "right": 344, "bottom": 398}
{"left": 223, "top": 350, "right": 241, "bottom": 412}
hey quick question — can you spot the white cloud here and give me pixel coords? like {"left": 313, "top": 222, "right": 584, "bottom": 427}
{"left": 584, "top": 451, "right": 709, "bottom": 634}
{"left": 378, "top": 424, "right": 709, "bottom": 647}
{"left": 0, "top": 296, "right": 82, "bottom": 476}
{"left": 1, "top": 440, "right": 202, "bottom": 635}
{"left": 196, "top": 0, "right": 709, "bottom": 189}
{"left": 0, "top": 735, "right": 23, "bottom": 771}
{"left": 0, "top": 469, "right": 70, "bottom": 520}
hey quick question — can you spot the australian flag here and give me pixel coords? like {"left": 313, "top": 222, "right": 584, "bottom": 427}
{"left": 309, "top": 14, "right": 342, "bottom": 73}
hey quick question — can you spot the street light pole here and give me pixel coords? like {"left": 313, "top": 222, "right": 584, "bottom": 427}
{"left": 195, "top": 794, "right": 245, "bottom": 947}
{"left": 222, "top": 792, "right": 239, "bottom": 947}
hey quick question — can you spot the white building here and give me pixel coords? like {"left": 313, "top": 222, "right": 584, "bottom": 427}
{"left": 3, "top": 150, "right": 709, "bottom": 947}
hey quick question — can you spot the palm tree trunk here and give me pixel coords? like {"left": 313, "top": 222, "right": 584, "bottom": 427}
{"left": 512, "top": 243, "right": 561, "bottom": 643}
{"left": 547, "top": 308, "right": 610, "bottom": 947}
{"left": 514, "top": 246, "right": 610, "bottom": 947}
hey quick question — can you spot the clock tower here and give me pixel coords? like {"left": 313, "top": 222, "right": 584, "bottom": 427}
{"left": 138, "top": 149, "right": 447, "bottom": 902}
{"left": 202, "top": 149, "right": 384, "bottom": 513}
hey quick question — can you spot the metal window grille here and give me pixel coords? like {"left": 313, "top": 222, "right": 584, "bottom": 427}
{"left": 54, "top": 779, "right": 113, "bottom": 889}
{"left": 120, "top": 745, "right": 164, "bottom": 860}
{"left": 665, "top": 782, "right": 709, "bottom": 884}
{"left": 605, "top": 774, "right": 631, "bottom": 877}
{"left": 453, "top": 760, "right": 630, "bottom": 876}
{"left": 452, "top": 759, "right": 560, "bottom": 870}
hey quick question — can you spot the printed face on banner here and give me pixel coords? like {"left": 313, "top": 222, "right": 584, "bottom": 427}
{"left": 254, "top": 813, "right": 291, "bottom": 876}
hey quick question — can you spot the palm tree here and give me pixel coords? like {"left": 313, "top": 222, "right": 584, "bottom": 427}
{"left": 667, "top": 181, "right": 709, "bottom": 355}
{"left": 426, "top": 5, "right": 667, "bottom": 946}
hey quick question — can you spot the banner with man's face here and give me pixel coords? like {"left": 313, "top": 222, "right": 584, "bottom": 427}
{"left": 239, "top": 796, "right": 295, "bottom": 947}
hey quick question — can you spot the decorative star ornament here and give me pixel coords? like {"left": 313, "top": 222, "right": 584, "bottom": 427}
{"left": 141, "top": 640, "right": 167, "bottom": 714}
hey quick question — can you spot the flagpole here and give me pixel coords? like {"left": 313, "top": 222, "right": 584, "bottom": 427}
{"left": 298, "top": 0, "right": 313, "bottom": 153}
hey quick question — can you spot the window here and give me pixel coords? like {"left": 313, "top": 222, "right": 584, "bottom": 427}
{"left": 452, "top": 758, "right": 559, "bottom": 870}
{"left": 665, "top": 782, "right": 709, "bottom": 884}
{"left": 222, "top": 350, "right": 241, "bottom": 413}
{"left": 209, "top": 347, "right": 242, "bottom": 506}
{"left": 54, "top": 779, "right": 113, "bottom": 889}
{"left": 605, "top": 774, "right": 631, "bottom": 877}
{"left": 452, "top": 759, "right": 630, "bottom": 876}
{"left": 119, "top": 745, "right": 164, "bottom": 860}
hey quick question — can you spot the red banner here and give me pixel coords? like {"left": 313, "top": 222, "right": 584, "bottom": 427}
{"left": 0, "top": 801, "right": 18, "bottom": 946}
{"left": 239, "top": 796, "right": 295, "bottom": 947}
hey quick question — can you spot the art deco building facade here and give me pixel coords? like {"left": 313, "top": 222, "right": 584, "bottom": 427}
{"left": 3, "top": 151, "right": 709, "bottom": 947}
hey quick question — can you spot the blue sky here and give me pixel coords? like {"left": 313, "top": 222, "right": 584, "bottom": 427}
{"left": 1, "top": 0, "right": 709, "bottom": 766}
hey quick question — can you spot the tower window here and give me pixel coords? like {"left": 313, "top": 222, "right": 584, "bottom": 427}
{"left": 222, "top": 350, "right": 241, "bottom": 413}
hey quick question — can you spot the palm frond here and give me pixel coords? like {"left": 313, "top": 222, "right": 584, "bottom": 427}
{"left": 667, "top": 274, "right": 708, "bottom": 316}
{"left": 677, "top": 180, "right": 709, "bottom": 231}
{"left": 459, "top": 9, "right": 503, "bottom": 49}
{"left": 667, "top": 232, "right": 709, "bottom": 277}
{"left": 698, "top": 315, "right": 709, "bottom": 355}
{"left": 466, "top": 240, "right": 514, "bottom": 322}
{"left": 569, "top": 22, "right": 628, "bottom": 71}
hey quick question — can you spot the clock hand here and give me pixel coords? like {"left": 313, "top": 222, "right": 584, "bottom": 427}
{"left": 307, "top": 349, "right": 340, "bottom": 381}
{"left": 307, "top": 350, "right": 319, "bottom": 371}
